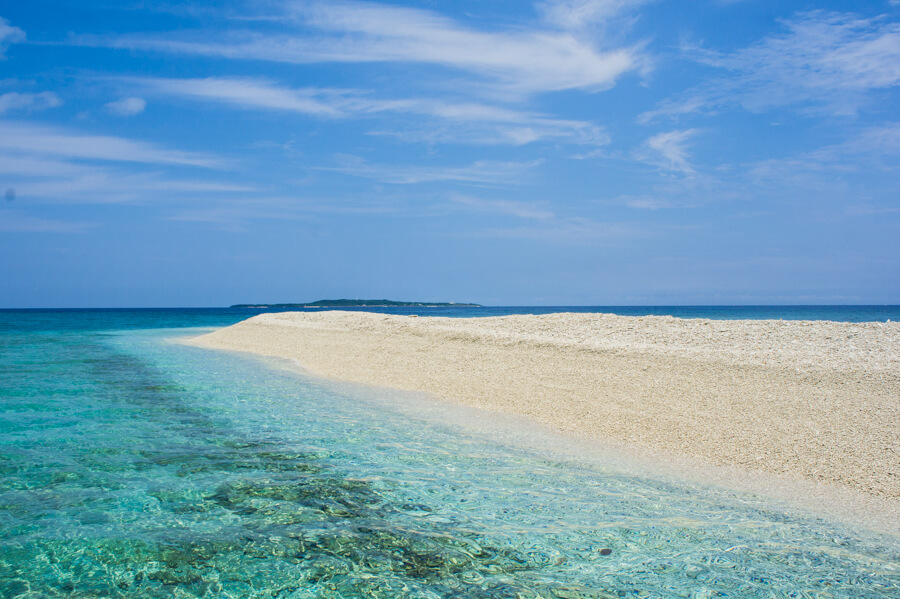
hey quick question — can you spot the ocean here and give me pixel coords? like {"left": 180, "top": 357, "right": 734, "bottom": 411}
{"left": 1, "top": 307, "right": 898, "bottom": 598}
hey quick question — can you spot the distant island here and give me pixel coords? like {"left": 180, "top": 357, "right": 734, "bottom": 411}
{"left": 230, "top": 299, "right": 482, "bottom": 308}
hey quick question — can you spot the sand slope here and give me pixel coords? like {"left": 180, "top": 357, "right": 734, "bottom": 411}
{"left": 190, "top": 311, "right": 899, "bottom": 500}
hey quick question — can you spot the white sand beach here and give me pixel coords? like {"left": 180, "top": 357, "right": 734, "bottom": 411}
{"left": 190, "top": 311, "right": 900, "bottom": 518}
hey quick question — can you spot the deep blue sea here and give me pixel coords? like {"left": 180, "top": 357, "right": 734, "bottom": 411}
{"left": 1, "top": 307, "right": 898, "bottom": 598}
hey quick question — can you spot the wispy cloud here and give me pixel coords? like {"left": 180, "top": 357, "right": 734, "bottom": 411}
{"left": 129, "top": 76, "right": 608, "bottom": 145}
{"left": 846, "top": 204, "right": 899, "bottom": 216}
{"left": 0, "top": 121, "right": 245, "bottom": 205}
{"left": 0, "top": 121, "right": 222, "bottom": 168}
{"left": 0, "top": 17, "right": 25, "bottom": 59}
{"left": 365, "top": 103, "right": 608, "bottom": 146}
{"left": 167, "top": 207, "right": 259, "bottom": 232}
{"left": 746, "top": 122, "right": 900, "bottom": 184}
{"left": 620, "top": 195, "right": 672, "bottom": 210}
{"left": 0, "top": 92, "right": 62, "bottom": 114}
{"left": 167, "top": 195, "right": 399, "bottom": 231}
{"left": 12, "top": 171, "right": 255, "bottom": 204}
{"left": 105, "top": 96, "right": 147, "bottom": 116}
{"left": 0, "top": 208, "right": 95, "bottom": 233}
{"left": 0, "top": 153, "right": 106, "bottom": 178}
{"left": 449, "top": 194, "right": 555, "bottom": 220}
{"left": 86, "top": 0, "right": 641, "bottom": 97}
{"left": 291, "top": 0, "right": 640, "bottom": 95}
{"left": 320, "top": 155, "right": 543, "bottom": 185}
{"left": 448, "top": 191, "right": 636, "bottom": 244}
{"left": 641, "top": 10, "right": 900, "bottom": 121}
{"left": 136, "top": 77, "right": 341, "bottom": 116}
{"left": 481, "top": 216, "right": 636, "bottom": 244}
{"left": 634, "top": 129, "right": 698, "bottom": 174}
{"left": 828, "top": 122, "right": 900, "bottom": 165}
{"left": 538, "top": 0, "right": 649, "bottom": 33}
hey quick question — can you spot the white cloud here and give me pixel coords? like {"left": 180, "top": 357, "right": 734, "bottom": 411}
{"left": 130, "top": 76, "right": 608, "bottom": 146}
{"left": 0, "top": 209, "right": 94, "bottom": 233}
{"left": 449, "top": 194, "right": 555, "bottom": 220}
{"left": 446, "top": 191, "right": 636, "bottom": 244}
{"left": 321, "top": 154, "right": 543, "bottom": 185}
{"left": 293, "top": 1, "right": 637, "bottom": 94}
{"left": 845, "top": 204, "right": 899, "bottom": 216}
{"left": 167, "top": 196, "right": 399, "bottom": 231}
{"left": 481, "top": 216, "right": 636, "bottom": 244}
{"left": 538, "top": 0, "right": 647, "bottom": 31}
{"left": 139, "top": 77, "right": 339, "bottom": 116}
{"left": 570, "top": 147, "right": 617, "bottom": 159}
{"left": 0, "top": 17, "right": 25, "bottom": 59}
{"left": 635, "top": 129, "right": 697, "bottom": 174}
{"left": 642, "top": 10, "right": 900, "bottom": 121}
{"left": 621, "top": 195, "right": 671, "bottom": 210}
{"left": 0, "top": 153, "right": 90, "bottom": 178}
{"left": 824, "top": 122, "right": 900, "bottom": 163}
{"left": 365, "top": 101, "right": 608, "bottom": 146}
{"left": 0, "top": 92, "right": 61, "bottom": 114}
{"left": 0, "top": 142, "right": 251, "bottom": 200}
{"left": 0, "top": 121, "right": 221, "bottom": 168}
{"left": 0, "top": 154, "right": 253, "bottom": 205}
{"left": 11, "top": 170, "right": 251, "bottom": 204}
{"left": 167, "top": 205, "right": 273, "bottom": 232}
{"left": 0, "top": 121, "right": 245, "bottom": 206}
{"left": 746, "top": 123, "right": 900, "bottom": 183}
{"left": 105, "top": 96, "right": 147, "bottom": 116}
{"left": 89, "top": 0, "right": 640, "bottom": 96}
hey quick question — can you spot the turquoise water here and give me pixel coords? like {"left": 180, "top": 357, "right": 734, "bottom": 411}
{"left": 1, "top": 310, "right": 898, "bottom": 598}
{"left": 2, "top": 304, "right": 899, "bottom": 328}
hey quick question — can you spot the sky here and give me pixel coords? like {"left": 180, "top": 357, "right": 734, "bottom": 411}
{"left": 0, "top": 0, "right": 898, "bottom": 307}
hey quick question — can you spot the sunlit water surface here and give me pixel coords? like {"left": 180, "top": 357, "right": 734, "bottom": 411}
{"left": 1, "top": 311, "right": 898, "bottom": 598}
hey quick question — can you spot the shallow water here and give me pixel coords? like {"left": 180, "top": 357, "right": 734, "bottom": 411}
{"left": 1, "top": 312, "right": 898, "bottom": 598}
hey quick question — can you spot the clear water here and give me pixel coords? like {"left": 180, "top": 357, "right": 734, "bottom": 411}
{"left": 2, "top": 304, "right": 899, "bottom": 328}
{"left": 1, "top": 310, "right": 898, "bottom": 598}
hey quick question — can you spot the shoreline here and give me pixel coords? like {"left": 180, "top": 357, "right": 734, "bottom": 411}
{"left": 188, "top": 310, "right": 900, "bottom": 531}
{"left": 231, "top": 352, "right": 900, "bottom": 538}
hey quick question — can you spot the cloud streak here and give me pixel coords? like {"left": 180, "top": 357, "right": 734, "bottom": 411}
{"left": 642, "top": 10, "right": 900, "bottom": 121}
{"left": 130, "top": 76, "right": 608, "bottom": 145}
{"left": 321, "top": 155, "right": 543, "bottom": 185}
{"left": 0, "top": 17, "right": 25, "bottom": 58}
{"left": 87, "top": 0, "right": 641, "bottom": 97}
{"left": 635, "top": 129, "right": 697, "bottom": 174}
{"left": 167, "top": 195, "right": 402, "bottom": 231}
{"left": 481, "top": 216, "right": 636, "bottom": 244}
{"left": 538, "top": 0, "right": 650, "bottom": 33}
{"left": 137, "top": 77, "right": 341, "bottom": 116}
{"left": 105, "top": 96, "right": 147, "bottom": 116}
{"left": 448, "top": 191, "right": 636, "bottom": 245}
{"left": 0, "top": 121, "right": 222, "bottom": 168}
{"left": 0, "top": 208, "right": 94, "bottom": 233}
{"left": 449, "top": 194, "right": 556, "bottom": 220}
{"left": 0, "top": 92, "right": 62, "bottom": 114}
{"left": 290, "top": 0, "right": 640, "bottom": 95}
{"left": 746, "top": 122, "right": 900, "bottom": 185}
{"left": 13, "top": 171, "right": 255, "bottom": 204}
{"left": 0, "top": 121, "right": 246, "bottom": 205}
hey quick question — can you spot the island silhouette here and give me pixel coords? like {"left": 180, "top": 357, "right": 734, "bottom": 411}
{"left": 231, "top": 299, "right": 482, "bottom": 308}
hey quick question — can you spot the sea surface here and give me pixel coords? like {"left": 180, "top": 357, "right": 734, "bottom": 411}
{"left": 1, "top": 308, "right": 899, "bottom": 598}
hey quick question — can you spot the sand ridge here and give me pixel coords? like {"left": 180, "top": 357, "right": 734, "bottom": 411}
{"left": 190, "top": 311, "right": 900, "bottom": 501}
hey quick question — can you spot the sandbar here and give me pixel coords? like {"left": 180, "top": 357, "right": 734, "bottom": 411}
{"left": 189, "top": 311, "right": 899, "bottom": 524}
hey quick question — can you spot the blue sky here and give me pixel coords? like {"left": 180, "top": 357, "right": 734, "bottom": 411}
{"left": 1, "top": 0, "right": 898, "bottom": 307}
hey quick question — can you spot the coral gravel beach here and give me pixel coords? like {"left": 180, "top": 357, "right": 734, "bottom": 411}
{"left": 191, "top": 311, "right": 900, "bottom": 522}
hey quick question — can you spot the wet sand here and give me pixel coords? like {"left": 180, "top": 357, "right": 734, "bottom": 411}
{"left": 189, "top": 311, "right": 899, "bottom": 509}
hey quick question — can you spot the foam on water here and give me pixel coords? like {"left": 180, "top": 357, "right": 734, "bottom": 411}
{"left": 0, "top": 322, "right": 898, "bottom": 598}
